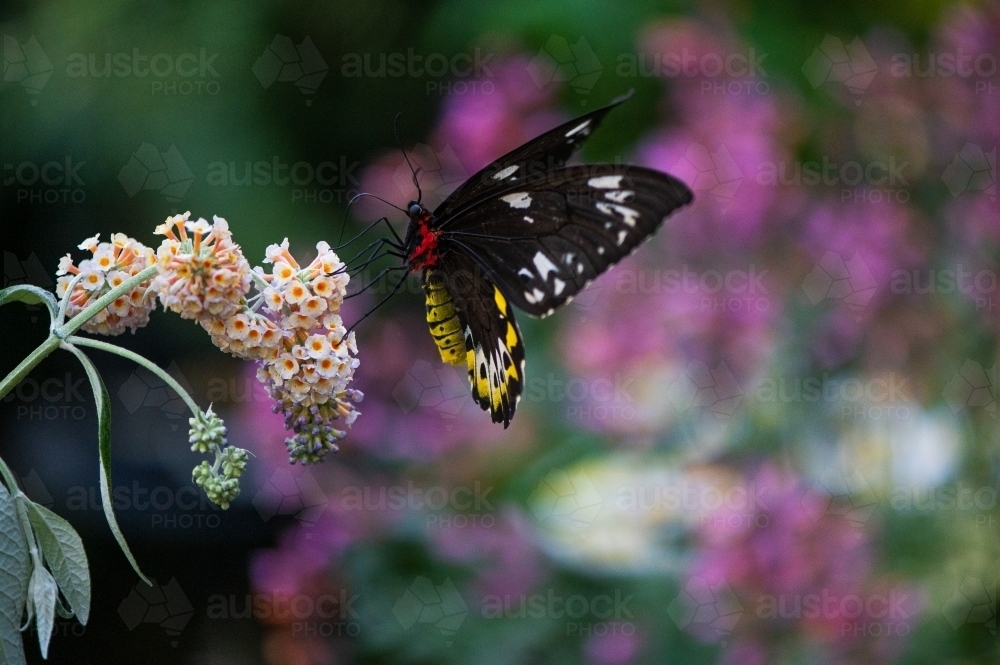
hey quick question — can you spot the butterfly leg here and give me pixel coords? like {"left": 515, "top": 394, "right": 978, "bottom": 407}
{"left": 345, "top": 268, "right": 411, "bottom": 333}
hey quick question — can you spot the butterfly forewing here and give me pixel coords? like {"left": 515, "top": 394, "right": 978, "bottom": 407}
{"left": 439, "top": 165, "right": 692, "bottom": 316}
{"left": 433, "top": 91, "right": 636, "bottom": 224}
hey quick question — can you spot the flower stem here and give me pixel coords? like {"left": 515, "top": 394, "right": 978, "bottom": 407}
{"left": 65, "top": 336, "right": 201, "bottom": 416}
{"left": 53, "top": 265, "right": 158, "bottom": 340}
{"left": 0, "top": 335, "right": 61, "bottom": 402}
{"left": 0, "top": 264, "right": 159, "bottom": 401}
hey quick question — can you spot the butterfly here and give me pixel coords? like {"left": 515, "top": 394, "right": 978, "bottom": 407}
{"left": 374, "top": 91, "right": 692, "bottom": 427}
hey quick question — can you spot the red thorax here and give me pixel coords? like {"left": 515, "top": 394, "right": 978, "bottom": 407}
{"left": 408, "top": 210, "right": 442, "bottom": 270}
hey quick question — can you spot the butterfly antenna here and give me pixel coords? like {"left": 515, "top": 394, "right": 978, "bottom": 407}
{"left": 393, "top": 113, "right": 423, "bottom": 205}
{"left": 336, "top": 193, "right": 408, "bottom": 251}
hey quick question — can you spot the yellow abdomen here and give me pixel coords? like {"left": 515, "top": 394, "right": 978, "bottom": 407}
{"left": 423, "top": 270, "right": 464, "bottom": 365}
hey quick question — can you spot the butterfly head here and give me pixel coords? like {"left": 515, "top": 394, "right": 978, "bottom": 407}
{"left": 404, "top": 202, "right": 440, "bottom": 270}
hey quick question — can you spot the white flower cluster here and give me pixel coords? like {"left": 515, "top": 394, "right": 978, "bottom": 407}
{"left": 55, "top": 233, "right": 156, "bottom": 335}
{"left": 252, "top": 239, "right": 362, "bottom": 464}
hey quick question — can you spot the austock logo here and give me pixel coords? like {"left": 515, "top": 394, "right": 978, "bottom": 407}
{"left": 251, "top": 467, "right": 329, "bottom": 526}
{"left": 670, "top": 143, "right": 743, "bottom": 204}
{"left": 393, "top": 359, "right": 469, "bottom": 417}
{"left": 802, "top": 35, "right": 877, "bottom": 104}
{"left": 615, "top": 45, "right": 769, "bottom": 96}
{"left": 118, "top": 143, "right": 194, "bottom": 202}
{"left": 4, "top": 157, "right": 87, "bottom": 204}
{"left": 65, "top": 47, "right": 221, "bottom": 95}
{"left": 480, "top": 589, "right": 636, "bottom": 637}
{"left": 942, "top": 577, "right": 996, "bottom": 634}
{"left": 942, "top": 359, "right": 996, "bottom": 418}
{"left": 207, "top": 589, "right": 360, "bottom": 638}
{"left": 668, "top": 576, "right": 743, "bottom": 640}
{"left": 667, "top": 360, "right": 744, "bottom": 420}
{"left": 529, "top": 35, "right": 602, "bottom": 97}
{"left": 3, "top": 34, "right": 53, "bottom": 104}
{"left": 16, "top": 469, "right": 54, "bottom": 508}
{"left": 2, "top": 372, "right": 89, "bottom": 421}
{"left": 801, "top": 250, "right": 878, "bottom": 313}
{"left": 529, "top": 468, "right": 604, "bottom": 530}
{"left": 118, "top": 578, "right": 194, "bottom": 647}
{"left": 808, "top": 469, "right": 880, "bottom": 527}
{"left": 65, "top": 480, "right": 223, "bottom": 529}
{"left": 118, "top": 363, "right": 193, "bottom": 427}
{"left": 253, "top": 35, "right": 328, "bottom": 105}
{"left": 942, "top": 143, "right": 996, "bottom": 200}
{"left": 205, "top": 154, "right": 361, "bottom": 204}
{"left": 391, "top": 143, "right": 467, "bottom": 200}
{"left": 756, "top": 155, "right": 911, "bottom": 203}
{"left": 393, "top": 577, "right": 469, "bottom": 646}
{"left": 339, "top": 47, "right": 495, "bottom": 96}
{"left": 3, "top": 251, "right": 55, "bottom": 323}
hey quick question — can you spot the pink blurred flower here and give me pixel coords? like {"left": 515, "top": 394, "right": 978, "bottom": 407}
{"left": 931, "top": 2, "right": 1000, "bottom": 148}
{"left": 683, "top": 464, "right": 921, "bottom": 663}
{"left": 559, "top": 251, "right": 779, "bottom": 434}
{"left": 799, "top": 199, "right": 927, "bottom": 366}
{"left": 250, "top": 513, "right": 355, "bottom": 597}
{"left": 636, "top": 21, "right": 805, "bottom": 256}
{"left": 584, "top": 630, "right": 644, "bottom": 665}
{"left": 431, "top": 508, "right": 544, "bottom": 601}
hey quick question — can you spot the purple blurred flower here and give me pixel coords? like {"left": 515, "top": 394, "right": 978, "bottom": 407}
{"left": 799, "top": 199, "right": 926, "bottom": 366}
{"left": 682, "top": 464, "right": 921, "bottom": 662}
{"left": 584, "top": 630, "right": 644, "bottom": 665}
{"left": 636, "top": 21, "right": 805, "bottom": 256}
{"left": 931, "top": 2, "right": 1000, "bottom": 148}
{"left": 250, "top": 513, "right": 355, "bottom": 598}
{"left": 436, "top": 57, "right": 564, "bottom": 172}
{"left": 559, "top": 251, "right": 779, "bottom": 434}
{"left": 431, "top": 508, "right": 544, "bottom": 601}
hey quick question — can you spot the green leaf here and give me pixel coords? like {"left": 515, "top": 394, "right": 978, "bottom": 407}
{"left": 23, "top": 502, "right": 90, "bottom": 625}
{"left": 27, "top": 565, "right": 56, "bottom": 659}
{"left": 63, "top": 345, "right": 150, "bottom": 585}
{"left": 0, "top": 285, "right": 56, "bottom": 320}
{"left": 0, "top": 483, "right": 28, "bottom": 665}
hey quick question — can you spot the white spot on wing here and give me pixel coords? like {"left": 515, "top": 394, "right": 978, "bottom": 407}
{"left": 577, "top": 263, "right": 584, "bottom": 274}
{"left": 553, "top": 278, "right": 566, "bottom": 296}
{"left": 523, "top": 215, "right": 534, "bottom": 224}
{"left": 492, "top": 165, "right": 519, "bottom": 180}
{"left": 518, "top": 267, "right": 533, "bottom": 279}
{"left": 524, "top": 288, "right": 545, "bottom": 304}
{"left": 565, "top": 120, "right": 590, "bottom": 137}
{"left": 617, "top": 230, "right": 628, "bottom": 245}
{"left": 597, "top": 202, "right": 640, "bottom": 227}
{"left": 597, "top": 246, "right": 605, "bottom": 255}
{"left": 588, "top": 175, "right": 623, "bottom": 189}
{"left": 604, "top": 190, "right": 634, "bottom": 203}
{"left": 533, "top": 251, "right": 559, "bottom": 281}
{"left": 501, "top": 192, "right": 532, "bottom": 209}
{"left": 563, "top": 252, "right": 575, "bottom": 265}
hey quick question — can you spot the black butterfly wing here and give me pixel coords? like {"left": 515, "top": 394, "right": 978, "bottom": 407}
{"left": 438, "top": 164, "right": 692, "bottom": 316}
{"left": 434, "top": 247, "right": 525, "bottom": 426}
{"left": 432, "top": 91, "right": 635, "bottom": 224}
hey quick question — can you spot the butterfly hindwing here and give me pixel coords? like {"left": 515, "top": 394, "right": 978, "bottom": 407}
{"left": 439, "top": 164, "right": 693, "bottom": 316}
{"left": 433, "top": 91, "right": 636, "bottom": 224}
{"left": 433, "top": 249, "right": 524, "bottom": 426}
